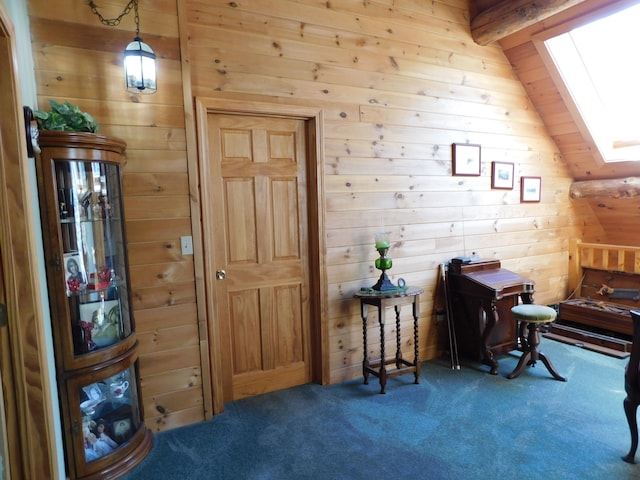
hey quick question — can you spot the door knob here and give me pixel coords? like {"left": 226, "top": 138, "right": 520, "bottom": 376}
{"left": 216, "top": 269, "right": 226, "bottom": 280}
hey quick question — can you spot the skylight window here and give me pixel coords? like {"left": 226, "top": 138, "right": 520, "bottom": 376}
{"left": 544, "top": 2, "right": 640, "bottom": 162}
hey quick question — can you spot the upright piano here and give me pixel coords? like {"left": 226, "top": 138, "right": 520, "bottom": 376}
{"left": 446, "top": 258, "right": 534, "bottom": 374}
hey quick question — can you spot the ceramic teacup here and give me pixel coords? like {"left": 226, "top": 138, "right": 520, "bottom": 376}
{"left": 110, "top": 380, "right": 129, "bottom": 398}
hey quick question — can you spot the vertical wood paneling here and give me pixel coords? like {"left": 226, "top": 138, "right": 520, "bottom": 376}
{"left": 26, "top": 0, "right": 609, "bottom": 436}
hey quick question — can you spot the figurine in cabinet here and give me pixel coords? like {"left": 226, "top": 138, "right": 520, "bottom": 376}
{"left": 82, "top": 420, "right": 100, "bottom": 463}
{"left": 90, "top": 419, "right": 119, "bottom": 457}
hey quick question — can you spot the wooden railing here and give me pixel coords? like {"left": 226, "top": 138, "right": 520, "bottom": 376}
{"left": 569, "top": 240, "right": 640, "bottom": 297}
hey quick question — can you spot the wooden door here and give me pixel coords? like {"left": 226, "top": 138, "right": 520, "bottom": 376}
{"left": 207, "top": 114, "right": 312, "bottom": 402}
{"left": 0, "top": 5, "right": 58, "bottom": 477}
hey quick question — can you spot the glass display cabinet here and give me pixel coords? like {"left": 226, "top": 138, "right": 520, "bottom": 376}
{"left": 36, "top": 131, "right": 152, "bottom": 480}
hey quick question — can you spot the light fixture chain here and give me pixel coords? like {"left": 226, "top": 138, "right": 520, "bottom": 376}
{"left": 88, "top": 0, "right": 138, "bottom": 32}
{"left": 89, "top": 0, "right": 156, "bottom": 94}
{"left": 134, "top": 0, "right": 140, "bottom": 36}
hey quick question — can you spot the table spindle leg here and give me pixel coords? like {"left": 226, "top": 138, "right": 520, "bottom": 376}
{"left": 395, "top": 305, "right": 402, "bottom": 369}
{"left": 379, "top": 306, "right": 387, "bottom": 394}
{"left": 413, "top": 295, "right": 420, "bottom": 384}
{"left": 361, "top": 302, "right": 369, "bottom": 385}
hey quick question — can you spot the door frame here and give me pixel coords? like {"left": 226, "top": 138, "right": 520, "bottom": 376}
{"left": 0, "top": 2, "right": 58, "bottom": 478}
{"left": 193, "top": 97, "right": 328, "bottom": 415}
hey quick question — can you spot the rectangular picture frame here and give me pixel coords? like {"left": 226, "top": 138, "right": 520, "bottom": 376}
{"left": 109, "top": 414, "right": 134, "bottom": 444}
{"left": 79, "top": 299, "right": 121, "bottom": 348}
{"left": 491, "top": 162, "right": 514, "bottom": 189}
{"left": 63, "top": 252, "right": 87, "bottom": 295}
{"left": 452, "top": 143, "right": 481, "bottom": 176}
{"left": 521, "top": 176, "right": 542, "bottom": 202}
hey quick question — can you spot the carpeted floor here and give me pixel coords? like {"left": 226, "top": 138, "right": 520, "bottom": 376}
{"left": 122, "top": 339, "right": 639, "bottom": 479}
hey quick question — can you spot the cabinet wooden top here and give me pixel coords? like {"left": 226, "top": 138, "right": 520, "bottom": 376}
{"left": 38, "top": 131, "right": 126, "bottom": 154}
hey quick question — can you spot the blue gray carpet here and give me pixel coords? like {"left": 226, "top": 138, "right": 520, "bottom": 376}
{"left": 122, "top": 339, "right": 638, "bottom": 479}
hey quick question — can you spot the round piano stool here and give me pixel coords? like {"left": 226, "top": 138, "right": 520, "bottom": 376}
{"left": 506, "top": 304, "right": 567, "bottom": 381}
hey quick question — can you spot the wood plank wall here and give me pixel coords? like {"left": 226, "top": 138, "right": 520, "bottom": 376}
{"left": 27, "top": 0, "right": 605, "bottom": 433}
{"left": 497, "top": 0, "right": 640, "bottom": 246}
{"left": 27, "top": 0, "right": 203, "bottom": 433}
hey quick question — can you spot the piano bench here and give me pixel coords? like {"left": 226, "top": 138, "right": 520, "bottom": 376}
{"left": 506, "top": 304, "right": 567, "bottom": 382}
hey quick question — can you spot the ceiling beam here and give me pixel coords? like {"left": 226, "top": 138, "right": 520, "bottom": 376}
{"left": 570, "top": 177, "right": 640, "bottom": 199}
{"left": 471, "top": 0, "right": 586, "bottom": 45}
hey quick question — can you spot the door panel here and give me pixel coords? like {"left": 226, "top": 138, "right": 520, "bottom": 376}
{"left": 229, "top": 289, "right": 261, "bottom": 374}
{"left": 208, "top": 114, "right": 311, "bottom": 402}
{"left": 272, "top": 179, "right": 300, "bottom": 258}
{"left": 225, "top": 178, "right": 257, "bottom": 263}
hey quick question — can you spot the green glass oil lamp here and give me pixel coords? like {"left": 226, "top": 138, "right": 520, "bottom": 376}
{"left": 372, "top": 232, "right": 396, "bottom": 291}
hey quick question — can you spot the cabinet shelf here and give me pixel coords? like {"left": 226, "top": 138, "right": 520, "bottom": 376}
{"left": 66, "top": 279, "right": 124, "bottom": 297}
{"left": 61, "top": 217, "right": 121, "bottom": 225}
{"left": 36, "top": 131, "right": 151, "bottom": 480}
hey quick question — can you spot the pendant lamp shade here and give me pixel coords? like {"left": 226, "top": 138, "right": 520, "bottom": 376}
{"left": 124, "top": 36, "right": 157, "bottom": 94}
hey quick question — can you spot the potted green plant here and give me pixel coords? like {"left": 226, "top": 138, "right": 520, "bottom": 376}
{"left": 34, "top": 100, "right": 123, "bottom": 157}
{"left": 34, "top": 100, "right": 99, "bottom": 133}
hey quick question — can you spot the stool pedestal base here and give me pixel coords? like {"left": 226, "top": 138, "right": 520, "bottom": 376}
{"left": 507, "top": 322, "right": 566, "bottom": 381}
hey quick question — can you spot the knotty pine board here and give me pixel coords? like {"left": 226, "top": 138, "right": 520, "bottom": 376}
{"left": 27, "top": 0, "right": 610, "bottom": 433}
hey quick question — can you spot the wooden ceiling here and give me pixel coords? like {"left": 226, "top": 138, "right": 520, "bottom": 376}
{"left": 467, "top": 0, "right": 640, "bottom": 182}
{"left": 468, "top": 0, "right": 640, "bottom": 245}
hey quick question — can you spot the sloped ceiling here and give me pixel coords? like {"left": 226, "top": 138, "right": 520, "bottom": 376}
{"left": 469, "top": 0, "right": 640, "bottom": 180}
{"left": 468, "top": 0, "right": 640, "bottom": 245}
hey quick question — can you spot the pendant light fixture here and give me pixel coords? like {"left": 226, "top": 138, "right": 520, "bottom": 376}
{"left": 89, "top": 0, "right": 157, "bottom": 94}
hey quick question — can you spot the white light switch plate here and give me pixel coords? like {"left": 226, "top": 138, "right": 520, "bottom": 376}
{"left": 181, "top": 236, "right": 194, "bottom": 255}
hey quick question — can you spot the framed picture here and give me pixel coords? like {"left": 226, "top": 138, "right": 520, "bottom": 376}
{"left": 110, "top": 415, "right": 133, "bottom": 444}
{"left": 491, "top": 162, "right": 514, "bottom": 189}
{"left": 63, "top": 252, "right": 86, "bottom": 295}
{"left": 79, "top": 299, "right": 121, "bottom": 348}
{"left": 521, "top": 176, "right": 542, "bottom": 202}
{"left": 452, "top": 143, "right": 481, "bottom": 176}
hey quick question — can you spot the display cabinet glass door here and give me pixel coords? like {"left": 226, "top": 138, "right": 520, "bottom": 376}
{"left": 38, "top": 132, "right": 152, "bottom": 479}
{"left": 66, "top": 354, "right": 144, "bottom": 478}
{"left": 55, "top": 159, "right": 132, "bottom": 358}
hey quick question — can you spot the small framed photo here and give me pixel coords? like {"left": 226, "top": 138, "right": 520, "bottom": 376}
{"left": 79, "top": 299, "right": 121, "bottom": 348}
{"left": 521, "top": 176, "right": 542, "bottom": 202}
{"left": 63, "top": 252, "right": 86, "bottom": 295}
{"left": 491, "top": 162, "right": 514, "bottom": 189}
{"left": 452, "top": 143, "right": 481, "bottom": 176}
{"left": 110, "top": 415, "right": 133, "bottom": 444}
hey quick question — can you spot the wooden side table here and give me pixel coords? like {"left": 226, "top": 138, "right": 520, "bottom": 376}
{"left": 354, "top": 287, "right": 423, "bottom": 393}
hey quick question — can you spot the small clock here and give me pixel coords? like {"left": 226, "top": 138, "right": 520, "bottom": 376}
{"left": 397, "top": 278, "right": 406, "bottom": 288}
